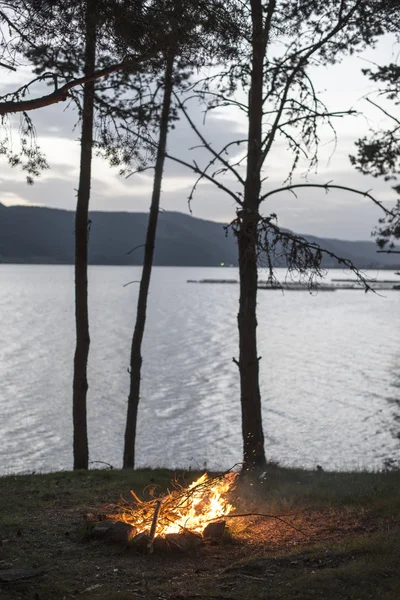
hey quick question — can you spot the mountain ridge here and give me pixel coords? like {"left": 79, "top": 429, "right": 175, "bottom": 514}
{"left": 0, "top": 203, "right": 398, "bottom": 269}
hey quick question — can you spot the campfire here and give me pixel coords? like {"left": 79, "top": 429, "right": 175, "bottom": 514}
{"left": 99, "top": 472, "right": 239, "bottom": 553}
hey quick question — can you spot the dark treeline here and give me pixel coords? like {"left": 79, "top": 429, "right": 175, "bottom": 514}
{"left": 0, "top": 0, "right": 399, "bottom": 472}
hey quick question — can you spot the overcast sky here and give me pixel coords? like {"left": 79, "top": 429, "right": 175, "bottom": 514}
{"left": 0, "top": 35, "right": 399, "bottom": 241}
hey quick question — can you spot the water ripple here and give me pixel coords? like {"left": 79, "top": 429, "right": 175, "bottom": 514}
{"left": 0, "top": 264, "right": 399, "bottom": 473}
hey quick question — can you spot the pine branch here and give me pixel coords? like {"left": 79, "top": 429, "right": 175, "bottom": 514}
{"left": 0, "top": 58, "right": 146, "bottom": 115}
{"left": 0, "top": 60, "right": 16, "bottom": 71}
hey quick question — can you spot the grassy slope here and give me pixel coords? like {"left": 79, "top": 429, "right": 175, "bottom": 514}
{"left": 0, "top": 466, "right": 399, "bottom": 599}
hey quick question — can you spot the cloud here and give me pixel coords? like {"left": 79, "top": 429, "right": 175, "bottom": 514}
{"left": 0, "top": 191, "right": 44, "bottom": 207}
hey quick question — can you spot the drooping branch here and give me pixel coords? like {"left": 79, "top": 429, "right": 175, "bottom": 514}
{"left": 0, "top": 109, "right": 49, "bottom": 183}
{"left": 265, "top": 222, "right": 374, "bottom": 292}
{"left": 260, "top": 182, "right": 393, "bottom": 215}
{"left": 226, "top": 211, "right": 375, "bottom": 293}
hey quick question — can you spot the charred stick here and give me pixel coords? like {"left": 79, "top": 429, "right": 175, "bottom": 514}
{"left": 147, "top": 500, "right": 162, "bottom": 553}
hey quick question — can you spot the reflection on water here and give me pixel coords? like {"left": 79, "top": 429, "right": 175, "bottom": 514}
{"left": 0, "top": 264, "right": 399, "bottom": 474}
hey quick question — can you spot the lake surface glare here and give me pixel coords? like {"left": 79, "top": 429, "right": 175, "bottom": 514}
{"left": 0, "top": 265, "right": 399, "bottom": 474}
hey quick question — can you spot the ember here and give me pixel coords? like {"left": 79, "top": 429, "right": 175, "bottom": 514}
{"left": 109, "top": 472, "right": 238, "bottom": 552}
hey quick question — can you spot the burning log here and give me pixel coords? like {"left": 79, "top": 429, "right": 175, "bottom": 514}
{"left": 105, "top": 521, "right": 137, "bottom": 544}
{"left": 202, "top": 520, "right": 226, "bottom": 540}
{"left": 130, "top": 532, "right": 151, "bottom": 553}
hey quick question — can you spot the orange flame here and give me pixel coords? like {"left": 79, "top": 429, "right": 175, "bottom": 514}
{"left": 162, "top": 472, "right": 237, "bottom": 535}
{"left": 116, "top": 472, "right": 238, "bottom": 537}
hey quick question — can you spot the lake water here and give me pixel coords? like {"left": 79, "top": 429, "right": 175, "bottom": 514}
{"left": 0, "top": 264, "right": 399, "bottom": 475}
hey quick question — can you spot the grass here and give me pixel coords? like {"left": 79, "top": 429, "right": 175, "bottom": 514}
{"left": 0, "top": 465, "right": 399, "bottom": 599}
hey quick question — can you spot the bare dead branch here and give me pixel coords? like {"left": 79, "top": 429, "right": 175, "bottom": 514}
{"left": 191, "top": 89, "right": 249, "bottom": 113}
{"left": 123, "top": 280, "right": 141, "bottom": 288}
{"left": 260, "top": 182, "right": 393, "bottom": 215}
{"left": 125, "top": 244, "right": 145, "bottom": 256}
{"left": 366, "top": 97, "right": 400, "bottom": 127}
{"left": 121, "top": 124, "right": 243, "bottom": 206}
{"left": 259, "top": 1, "right": 362, "bottom": 168}
{"left": 277, "top": 108, "right": 356, "bottom": 131}
{"left": 175, "top": 93, "right": 246, "bottom": 186}
{"left": 185, "top": 138, "right": 246, "bottom": 212}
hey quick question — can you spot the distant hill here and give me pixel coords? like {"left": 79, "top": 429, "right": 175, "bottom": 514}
{"left": 0, "top": 203, "right": 399, "bottom": 269}
{"left": 0, "top": 204, "right": 238, "bottom": 266}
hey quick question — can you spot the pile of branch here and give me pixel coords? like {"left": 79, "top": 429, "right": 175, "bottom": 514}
{"left": 116, "top": 472, "right": 235, "bottom": 527}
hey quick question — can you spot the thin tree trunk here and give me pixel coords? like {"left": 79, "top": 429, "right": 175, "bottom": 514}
{"left": 123, "top": 53, "right": 175, "bottom": 469}
{"left": 73, "top": 0, "right": 96, "bottom": 470}
{"left": 237, "top": 0, "right": 266, "bottom": 468}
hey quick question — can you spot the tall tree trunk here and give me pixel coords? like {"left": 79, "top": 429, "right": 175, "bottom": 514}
{"left": 123, "top": 53, "right": 175, "bottom": 469}
{"left": 73, "top": 0, "right": 96, "bottom": 470}
{"left": 237, "top": 0, "right": 266, "bottom": 469}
